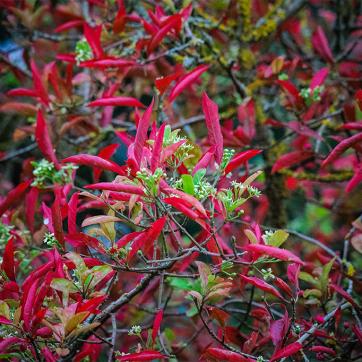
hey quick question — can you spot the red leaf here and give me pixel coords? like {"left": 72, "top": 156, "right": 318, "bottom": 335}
{"left": 2, "top": 237, "right": 15, "bottom": 280}
{"left": 163, "top": 197, "right": 199, "bottom": 220}
{"left": 88, "top": 96, "right": 144, "bottom": 108}
{"left": 271, "top": 150, "right": 314, "bottom": 173}
{"left": 0, "top": 179, "right": 31, "bottom": 217}
{"left": 155, "top": 70, "right": 183, "bottom": 95}
{"left": 309, "top": 346, "right": 336, "bottom": 355}
{"left": 65, "top": 233, "right": 105, "bottom": 253}
{"left": 152, "top": 309, "right": 164, "bottom": 343}
{"left": 7, "top": 88, "right": 38, "bottom": 97}
{"left": 168, "top": 65, "right": 209, "bottom": 102}
{"left": 128, "top": 217, "right": 166, "bottom": 260}
{"left": 240, "top": 275, "right": 285, "bottom": 300}
{"left": 147, "top": 15, "right": 182, "bottom": 54}
{"left": 134, "top": 99, "right": 154, "bottom": 164}
{"left": 113, "top": 0, "right": 126, "bottom": 33}
{"left": 0, "top": 316, "right": 12, "bottom": 325}
{"left": 162, "top": 187, "right": 207, "bottom": 217}
{"left": 346, "top": 164, "right": 362, "bottom": 192}
{"left": 310, "top": 67, "right": 329, "bottom": 90}
{"left": 277, "top": 80, "right": 303, "bottom": 107}
{"left": 339, "top": 122, "right": 362, "bottom": 131}
{"left": 203, "top": 347, "right": 249, "bottom": 362}
{"left": 54, "top": 19, "right": 84, "bottom": 33}
{"left": 151, "top": 124, "right": 166, "bottom": 172}
{"left": 86, "top": 182, "right": 144, "bottom": 195}
{"left": 30, "top": 59, "right": 49, "bottom": 106}
{"left": 224, "top": 150, "right": 261, "bottom": 175}
{"left": 25, "top": 187, "right": 38, "bottom": 234}
{"left": 270, "top": 310, "right": 289, "bottom": 350}
{"left": 0, "top": 102, "right": 37, "bottom": 116}
{"left": 356, "top": 90, "right": 362, "bottom": 111}
{"left": 51, "top": 191, "right": 64, "bottom": 247}
{"left": 35, "top": 110, "right": 59, "bottom": 168}
{"left": 84, "top": 23, "right": 104, "bottom": 59}
{"left": 22, "top": 278, "right": 39, "bottom": 332}
{"left": 322, "top": 133, "right": 362, "bottom": 167}
{"left": 77, "top": 295, "right": 107, "bottom": 314}
{"left": 312, "top": 26, "right": 334, "bottom": 63}
{"left": 244, "top": 244, "right": 304, "bottom": 265}
{"left": 116, "top": 351, "right": 166, "bottom": 361}
{"left": 202, "top": 92, "right": 223, "bottom": 164}
{"left": 80, "top": 58, "right": 135, "bottom": 69}
{"left": 193, "top": 147, "right": 215, "bottom": 175}
{"left": 68, "top": 192, "right": 78, "bottom": 235}
{"left": 331, "top": 284, "right": 360, "bottom": 310}
{"left": 63, "top": 154, "right": 124, "bottom": 175}
{"left": 94, "top": 144, "right": 119, "bottom": 181}
{"left": 270, "top": 342, "right": 302, "bottom": 362}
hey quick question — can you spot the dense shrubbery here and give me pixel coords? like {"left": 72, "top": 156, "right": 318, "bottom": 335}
{"left": 0, "top": 0, "right": 361, "bottom": 361}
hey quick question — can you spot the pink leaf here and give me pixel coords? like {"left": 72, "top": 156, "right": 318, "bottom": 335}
{"left": 312, "top": 26, "right": 334, "bottom": 63}
{"left": 25, "top": 187, "right": 38, "bottom": 234}
{"left": 0, "top": 179, "right": 31, "bottom": 217}
{"left": 322, "top": 133, "right": 362, "bottom": 167}
{"left": 193, "top": 147, "right": 215, "bottom": 175}
{"left": 80, "top": 58, "right": 135, "bottom": 68}
{"left": 88, "top": 96, "right": 144, "bottom": 108}
{"left": 7, "top": 88, "right": 38, "bottom": 98}
{"left": 83, "top": 23, "right": 104, "bottom": 59}
{"left": 240, "top": 275, "right": 285, "bottom": 300}
{"left": 35, "top": 110, "right": 59, "bottom": 168}
{"left": 116, "top": 350, "right": 166, "bottom": 361}
{"left": 94, "top": 144, "right": 119, "bottom": 181}
{"left": 30, "top": 59, "right": 49, "bottom": 106}
{"left": 147, "top": 15, "right": 182, "bottom": 54}
{"left": 346, "top": 165, "right": 362, "bottom": 192}
{"left": 54, "top": 19, "right": 84, "bottom": 33}
{"left": 0, "top": 102, "right": 37, "bottom": 116}
{"left": 133, "top": 99, "right": 154, "bottom": 164}
{"left": 244, "top": 243, "right": 304, "bottom": 265}
{"left": 270, "top": 342, "right": 302, "bottom": 362}
{"left": 310, "top": 67, "right": 329, "bottom": 90}
{"left": 152, "top": 309, "right": 164, "bottom": 344}
{"left": 277, "top": 80, "right": 303, "bottom": 107}
{"left": 85, "top": 182, "right": 144, "bottom": 195}
{"left": 168, "top": 65, "right": 209, "bottom": 102}
{"left": 271, "top": 150, "right": 314, "bottom": 173}
{"left": 331, "top": 284, "right": 360, "bottom": 310}
{"left": 202, "top": 92, "right": 223, "bottom": 164}
{"left": 224, "top": 149, "right": 261, "bottom": 175}
{"left": 22, "top": 278, "right": 39, "bottom": 332}
{"left": 2, "top": 237, "right": 15, "bottom": 280}
{"left": 151, "top": 124, "right": 166, "bottom": 172}
{"left": 155, "top": 70, "right": 183, "bottom": 95}
{"left": 203, "top": 347, "right": 249, "bottom": 362}
{"left": 68, "top": 192, "right": 79, "bottom": 234}
{"left": 63, "top": 154, "right": 125, "bottom": 175}
{"left": 309, "top": 346, "right": 336, "bottom": 356}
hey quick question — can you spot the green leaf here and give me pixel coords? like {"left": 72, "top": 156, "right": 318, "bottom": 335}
{"left": 89, "top": 265, "right": 113, "bottom": 289}
{"left": 195, "top": 261, "right": 211, "bottom": 293}
{"left": 269, "top": 230, "right": 289, "bottom": 247}
{"left": 51, "top": 278, "right": 78, "bottom": 294}
{"left": 299, "top": 272, "right": 320, "bottom": 287}
{"left": 321, "top": 258, "right": 335, "bottom": 297}
{"left": 181, "top": 174, "right": 195, "bottom": 195}
{"left": 167, "top": 277, "right": 193, "bottom": 291}
{"left": 193, "top": 169, "right": 206, "bottom": 185}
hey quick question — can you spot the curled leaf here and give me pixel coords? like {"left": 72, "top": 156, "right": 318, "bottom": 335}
{"left": 168, "top": 65, "right": 209, "bottom": 102}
